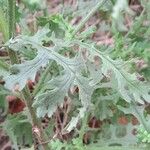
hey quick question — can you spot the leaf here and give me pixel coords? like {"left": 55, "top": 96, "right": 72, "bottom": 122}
{"left": 20, "top": 45, "right": 37, "bottom": 60}
{"left": 50, "top": 139, "right": 65, "bottom": 150}
{"left": 33, "top": 53, "right": 85, "bottom": 117}
{"left": 65, "top": 76, "right": 94, "bottom": 132}
{"left": 2, "top": 113, "right": 32, "bottom": 149}
{"left": 5, "top": 27, "right": 50, "bottom": 51}
{"left": 4, "top": 50, "right": 50, "bottom": 90}
{"left": 92, "top": 88, "right": 119, "bottom": 120}
{"left": 4, "top": 28, "right": 92, "bottom": 120}
{"left": 34, "top": 70, "right": 75, "bottom": 117}
{"left": 87, "top": 61, "right": 103, "bottom": 86}
{"left": 137, "top": 124, "right": 150, "bottom": 144}
{"left": 64, "top": 107, "right": 87, "bottom": 132}
{"left": 4, "top": 28, "right": 80, "bottom": 91}
{"left": 37, "top": 14, "right": 73, "bottom": 39}
{"left": 95, "top": 99, "right": 113, "bottom": 120}
{"left": 76, "top": 75, "right": 94, "bottom": 107}
{"left": 97, "top": 123, "right": 137, "bottom": 147}
{"left": 109, "top": 123, "right": 137, "bottom": 146}
{"left": 77, "top": 41, "right": 150, "bottom": 104}
{"left": 117, "top": 104, "right": 145, "bottom": 125}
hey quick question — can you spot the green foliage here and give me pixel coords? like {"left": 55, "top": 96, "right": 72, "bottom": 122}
{"left": 77, "top": 41, "right": 150, "bottom": 104}
{"left": 1, "top": 113, "right": 32, "bottom": 150}
{"left": 92, "top": 90, "right": 117, "bottom": 120}
{"left": 137, "top": 124, "right": 150, "bottom": 143}
{"left": 0, "top": 0, "right": 150, "bottom": 149}
{"left": 4, "top": 24, "right": 150, "bottom": 118}
{"left": 37, "top": 14, "right": 73, "bottom": 38}
{"left": 50, "top": 137, "right": 86, "bottom": 150}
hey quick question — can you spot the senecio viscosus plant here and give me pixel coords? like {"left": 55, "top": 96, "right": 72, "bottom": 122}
{"left": 0, "top": 0, "right": 150, "bottom": 149}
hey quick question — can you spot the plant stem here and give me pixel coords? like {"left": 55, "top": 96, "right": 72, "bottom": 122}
{"left": 8, "top": 0, "right": 15, "bottom": 38}
{"left": 0, "top": 9, "right": 9, "bottom": 41}
{"left": 7, "top": 1, "right": 49, "bottom": 149}
{"left": 22, "top": 87, "right": 49, "bottom": 150}
{"left": 71, "top": 0, "right": 108, "bottom": 37}
{"left": 7, "top": 0, "right": 19, "bottom": 64}
{"left": 22, "top": 87, "right": 41, "bottom": 127}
